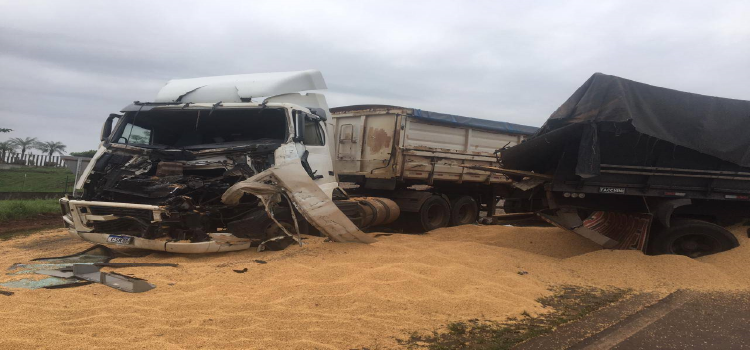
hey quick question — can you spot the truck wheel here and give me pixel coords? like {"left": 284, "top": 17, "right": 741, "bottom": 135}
{"left": 416, "top": 195, "right": 451, "bottom": 232}
{"left": 450, "top": 196, "right": 478, "bottom": 226}
{"left": 241, "top": 208, "right": 305, "bottom": 251}
{"left": 650, "top": 219, "right": 739, "bottom": 258}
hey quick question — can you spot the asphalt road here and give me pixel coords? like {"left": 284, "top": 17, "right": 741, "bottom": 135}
{"left": 572, "top": 290, "right": 750, "bottom": 350}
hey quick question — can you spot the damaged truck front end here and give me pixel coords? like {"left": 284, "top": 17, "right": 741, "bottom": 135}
{"left": 61, "top": 71, "right": 389, "bottom": 252}
{"left": 61, "top": 103, "right": 295, "bottom": 252}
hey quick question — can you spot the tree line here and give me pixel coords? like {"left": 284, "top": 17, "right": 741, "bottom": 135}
{"left": 0, "top": 137, "right": 66, "bottom": 158}
{"left": 0, "top": 127, "right": 96, "bottom": 161}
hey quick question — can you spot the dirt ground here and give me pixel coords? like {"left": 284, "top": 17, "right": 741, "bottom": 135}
{"left": 0, "top": 224, "right": 749, "bottom": 349}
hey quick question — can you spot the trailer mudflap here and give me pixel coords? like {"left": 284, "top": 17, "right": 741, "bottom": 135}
{"left": 538, "top": 209, "right": 652, "bottom": 251}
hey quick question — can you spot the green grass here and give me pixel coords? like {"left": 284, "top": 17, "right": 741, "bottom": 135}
{"left": 398, "top": 286, "right": 631, "bottom": 350}
{"left": 0, "top": 167, "right": 74, "bottom": 192}
{"left": 0, "top": 199, "right": 61, "bottom": 222}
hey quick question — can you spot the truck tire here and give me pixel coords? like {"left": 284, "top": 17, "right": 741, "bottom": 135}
{"left": 415, "top": 195, "right": 451, "bottom": 232}
{"left": 650, "top": 219, "right": 739, "bottom": 258}
{"left": 232, "top": 208, "right": 305, "bottom": 251}
{"left": 450, "top": 196, "right": 478, "bottom": 226}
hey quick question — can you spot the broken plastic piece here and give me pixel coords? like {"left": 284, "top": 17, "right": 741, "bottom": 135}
{"left": 72, "top": 264, "right": 156, "bottom": 293}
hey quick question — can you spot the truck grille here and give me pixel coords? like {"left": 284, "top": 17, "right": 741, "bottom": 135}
{"left": 88, "top": 206, "right": 154, "bottom": 221}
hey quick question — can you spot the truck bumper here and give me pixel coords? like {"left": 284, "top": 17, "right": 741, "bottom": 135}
{"left": 59, "top": 198, "right": 251, "bottom": 253}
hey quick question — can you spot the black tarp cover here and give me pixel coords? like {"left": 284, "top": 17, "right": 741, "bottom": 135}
{"left": 538, "top": 73, "right": 750, "bottom": 168}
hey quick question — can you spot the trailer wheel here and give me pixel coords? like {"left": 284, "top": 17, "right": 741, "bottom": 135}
{"left": 650, "top": 219, "right": 738, "bottom": 258}
{"left": 416, "top": 195, "right": 451, "bottom": 232}
{"left": 450, "top": 196, "right": 478, "bottom": 226}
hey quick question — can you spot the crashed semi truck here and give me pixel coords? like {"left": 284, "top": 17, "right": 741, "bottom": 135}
{"left": 60, "top": 70, "right": 384, "bottom": 253}
{"left": 493, "top": 73, "right": 750, "bottom": 257}
{"left": 330, "top": 105, "right": 537, "bottom": 231}
{"left": 60, "top": 70, "right": 536, "bottom": 253}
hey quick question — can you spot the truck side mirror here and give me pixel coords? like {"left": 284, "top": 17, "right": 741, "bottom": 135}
{"left": 308, "top": 107, "right": 328, "bottom": 121}
{"left": 101, "top": 113, "right": 120, "bottom": 141}
{"left": 293, "top": 110, "right": 306, "bottom": 142}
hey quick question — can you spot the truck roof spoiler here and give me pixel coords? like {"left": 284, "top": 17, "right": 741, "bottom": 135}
{"left": 154, "top": 70, "right": 328, "bottom": 104}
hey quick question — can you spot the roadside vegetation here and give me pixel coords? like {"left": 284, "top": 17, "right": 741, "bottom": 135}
{"left": 0, "top": 167, "right": 74, "bottom": 192}
{"left": 398, "top": 285, "right": 630, "bottom": 350}
{"left": 0, "top": 199, "right": 60, "bottom": 222}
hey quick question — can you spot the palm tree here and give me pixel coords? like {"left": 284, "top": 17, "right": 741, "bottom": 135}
{"left": 0, "top": 141, "right": 16, "bottom": 162}
{"left": 9, "top": 137, "right": 37, "bottom": 157}
{"left": 35, "top": 141, "right": 67, "bottom": 157}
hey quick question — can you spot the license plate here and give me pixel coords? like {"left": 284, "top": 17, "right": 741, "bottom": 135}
{"left": 106, "top": 235, "right": 133, "bottom": 245}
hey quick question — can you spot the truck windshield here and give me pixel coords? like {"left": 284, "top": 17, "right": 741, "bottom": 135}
{"left": 112, "top": 108, "right": 287, "bottom": 149}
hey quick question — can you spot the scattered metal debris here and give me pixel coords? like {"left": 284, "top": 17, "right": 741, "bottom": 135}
{"left": 93, "top": 262, "right": 178, "bottom": 268}
{"left": 72, "top": 264, "right": 155, "bottom": 293}
{"left": 31, "top": 245, "right": 119, "bottom": 263}
{"left": 3, "top": 245, "right": 162, "bottom": 293}
{"left": 2, "top": 245, "right": 121, "bottom": 290}
{"left": 1, "top": 277, "right": 80, "bottom": 290}
{"left": 36, "top": 269, "right": 75, "bottom": 278}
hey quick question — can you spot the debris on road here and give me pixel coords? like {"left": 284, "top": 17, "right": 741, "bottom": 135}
{"left": 72, "top": 264, "right": 155, "bottom": 293}
{"left": 2, "top": 244, "right": 161, "bottom": 292}
{"left": 92, "top": 262, "right": 178, "bottom": 268}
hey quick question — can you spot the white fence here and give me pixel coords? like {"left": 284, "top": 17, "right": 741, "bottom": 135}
{"left": 0, "top": 152, "right": 65, "bottom": 167}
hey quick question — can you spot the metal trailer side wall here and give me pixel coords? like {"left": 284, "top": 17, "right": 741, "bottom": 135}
{"left": 332, "top": 107, "right": 528, "bottom": 185}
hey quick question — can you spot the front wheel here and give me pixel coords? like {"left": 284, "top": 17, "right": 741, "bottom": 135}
{"left": 649, "top": 219, "right": 739, "bottom": 258}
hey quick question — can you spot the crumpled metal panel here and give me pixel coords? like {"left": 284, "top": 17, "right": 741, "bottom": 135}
{"left": 222, "top": 160, "right": 376, "bottom": 244}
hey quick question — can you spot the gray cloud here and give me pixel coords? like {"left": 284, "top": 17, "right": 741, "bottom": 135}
{"left": 0, "top": 0, "right": 748, "bottom": 152}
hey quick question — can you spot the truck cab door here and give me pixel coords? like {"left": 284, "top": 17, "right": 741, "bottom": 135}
{"left": 293, "top": 110, "right": 335, "bottom": 185}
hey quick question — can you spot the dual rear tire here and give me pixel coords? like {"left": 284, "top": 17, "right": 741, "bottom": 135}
{"left": 411, "top": 195, "right": 479, "bottom": 232}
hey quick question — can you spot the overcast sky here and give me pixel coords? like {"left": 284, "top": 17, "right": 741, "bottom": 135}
{"left": 0, "top": 0, "right": 748, "bottom": 153}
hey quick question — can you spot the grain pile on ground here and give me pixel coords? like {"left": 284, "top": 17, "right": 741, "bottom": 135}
{"left": 0, "top": 224, "right": 748, "bottom": 349}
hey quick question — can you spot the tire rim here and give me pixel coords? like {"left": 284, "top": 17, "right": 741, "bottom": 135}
{"left": 669, "top": 234, "right": 722, "bottom": 258}
{"left": 426, "top": 204, "right": 445, "bottom": 227}
{"left": 456, "top": 204, "right": 475, "bottom": 224}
